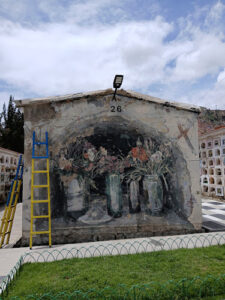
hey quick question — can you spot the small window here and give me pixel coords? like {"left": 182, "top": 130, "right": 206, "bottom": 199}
{"left": 207, "top": 141, "right": 212, "bottom": 148}
{"left": 209, "top": 177, "right": 215, "bottom": 184}
{"left": 203, "top": 168, "right": 208, "bottom": 175}
{"left": 209, "top": 168, "right": 214, "bottom": 175}
{"left": 203, "top": 186, "right": 208, "bottom": 193}
{"left": 216, "top": 158, "right": 221, "bottom": 166}
{"left": 209, "top": 187, "right": 215, "bottom": 193}
{"left": 201, "top": 142, "right": 206, "bottom": 149}
{"left": 216, "top": 168, "right": 222, "bottom": 176}
{"left": 209, "top": 187, "right": 216, "bottom": 196}
{"left": 203, "top": 177, "right": 208, "bottom": 184}
{"left": 208, "top": 150, "right": 213, "bottom": 157}
{"left": 214, "top": 139, "right": 220, "bottom": 146}
{"left": 202, "top": 151, "right": 207, "bottom": 158}
{"left": 222, "top": 148, "right": 225, "bottom": 156}
{"left": 217, "top": 178, "right": 222, "bottom": 185}
{"left": 216, "top": 187, "right": 223, "bottom": 196}
{"left": 215, "top": 149, "right": 221, "bottom": 156}
{"left": 202, "top": 160, "right": 207, "bottom": 166}
{"left": 208, "top": 160, "right": 214, "bottom": 166}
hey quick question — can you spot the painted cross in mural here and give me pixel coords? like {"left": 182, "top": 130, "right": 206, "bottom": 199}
{"left": 177, "top": 123, "right": 195, "bottom": 153}
{"left": 53, "top": 132, "right": 174, "bottom": 225}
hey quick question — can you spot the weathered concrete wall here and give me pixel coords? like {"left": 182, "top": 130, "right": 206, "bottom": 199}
{"left": 20, "top": 91, "right": 202, "bottom": 245}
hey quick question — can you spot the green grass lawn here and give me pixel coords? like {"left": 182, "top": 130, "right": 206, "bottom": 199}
{"left": 3, "top": 245, "right": 225, "bottom": 299}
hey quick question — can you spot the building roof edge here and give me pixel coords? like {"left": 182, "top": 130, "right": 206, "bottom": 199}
{"left": 14, "top": 88, "right": 201, "bottom": 113}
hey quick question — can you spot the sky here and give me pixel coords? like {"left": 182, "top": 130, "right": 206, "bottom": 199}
{"left": 0, "top": 0, "right": 225, "bottom": 110}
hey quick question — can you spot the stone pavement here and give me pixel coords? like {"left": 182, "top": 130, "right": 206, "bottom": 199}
{"left": 202, "top": 198, "right": 225, "bottom": 231}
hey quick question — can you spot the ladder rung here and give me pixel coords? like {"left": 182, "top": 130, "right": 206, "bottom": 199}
{"left": 32, "top": 200, "right": 49, "bottom": 203}
{"left": 35, "top": 142, "right": 47, "bottom": 145}
{"left": 31, "top": 231, "right": 50, "bottom": 235}
{"left": 33, "top": 185, "right": 49, "bottom": 188}
{"left": 32, "top": 170, "right": 48, "bottom": 173}
{"left": 32, "top": 215, "right": 49, "bottom": 219}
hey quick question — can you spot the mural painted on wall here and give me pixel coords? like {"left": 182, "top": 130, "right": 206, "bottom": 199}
{"left": 51, "top": 129, "right": 176, "bottom": 225}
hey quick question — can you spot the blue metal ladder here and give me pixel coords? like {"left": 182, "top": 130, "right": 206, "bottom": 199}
{"left": 0, "top": 154, "right": 24, "bottom": 248}
{"left": 30, "top": 131, "right": 51, "bottom": 249}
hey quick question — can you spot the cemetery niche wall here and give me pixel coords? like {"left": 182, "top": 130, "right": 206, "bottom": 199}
{"left": 15, "top": 89, "right": 202, "bottom": 245}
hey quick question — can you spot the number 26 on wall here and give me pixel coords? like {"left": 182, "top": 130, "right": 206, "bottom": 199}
{"left": 111, "top": 106, "right": 122, "bottom": 112}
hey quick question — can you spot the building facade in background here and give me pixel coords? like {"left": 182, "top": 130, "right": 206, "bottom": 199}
{"left": 0, "top": 147, "right": 21, "bottom": 203}
{"left": 199, "top": 126, "right": 225, "bottom": 199}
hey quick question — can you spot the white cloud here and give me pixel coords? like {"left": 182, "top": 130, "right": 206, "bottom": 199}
{"left": 38, "top": 0, "right": 117, "bottom": 24}
{"left": 168, "top": 32, "right": 225, "bottom": 82}
{"left": 0, "top": 1, "right": 28, "bottom": 20}
{"left": 0, "top": 17, "right": 173, "bottom": 96}
{"left": 187, "top": 84, "right": 225, "bottom": 109}
{"left": 206, "top": 0, "right": 225, "bottom": 23}
{"left": 0, "top": 0, "right": 225, "bottom": 109}
{"left": 217, "top": 68, "right": 225, "bottom": 83}
{"left": 0, "top": 92, "right": 11, "bottom": 111}
{"left": 0, "top": 91, "right": 27, "bottom": 111}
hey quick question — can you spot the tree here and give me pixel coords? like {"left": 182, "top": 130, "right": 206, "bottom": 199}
{"left": 0, "top": 95, "right": 24, "bottom": 153}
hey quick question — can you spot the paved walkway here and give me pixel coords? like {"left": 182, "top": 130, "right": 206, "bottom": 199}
{"left": 202, "top": 198, "right": 225, "bottom": 231}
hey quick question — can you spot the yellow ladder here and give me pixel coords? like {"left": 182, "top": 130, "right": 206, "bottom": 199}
{"left": 0, "top": 155, "right": 23, "bottom": 248}
{"left": 30, "top": 131, "right": 51, "bottom": 249}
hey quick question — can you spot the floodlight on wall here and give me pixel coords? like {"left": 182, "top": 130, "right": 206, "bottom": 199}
{"left": 113, "top": 75, "right": 123, "bottom": 88}
{"left": 112, "top": 74, "right": 123, "bottom": 100}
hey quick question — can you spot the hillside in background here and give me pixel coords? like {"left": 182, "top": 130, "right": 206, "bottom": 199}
{"left": 198, "top": 108, "right": 225, "bottom": 135}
